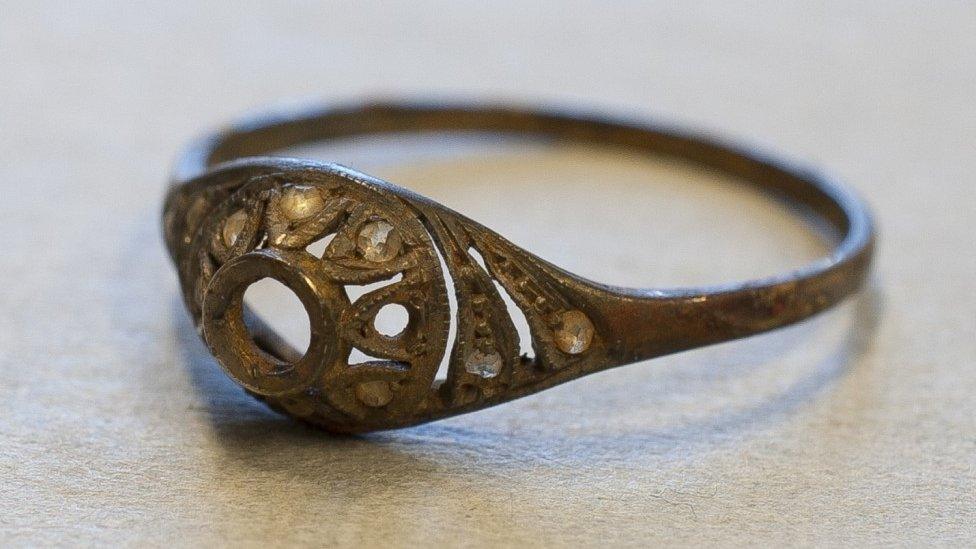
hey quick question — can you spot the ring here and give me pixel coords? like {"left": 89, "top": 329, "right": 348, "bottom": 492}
{"left": 163, "top": 101, "right": 875, "bottom": 433}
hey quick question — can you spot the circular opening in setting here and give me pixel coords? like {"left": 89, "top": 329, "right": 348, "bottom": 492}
{"left": 242, "top": 277, "right": 312, "bottom": 360}
{"left": 374, "top": 303, "right": 409, "bottom": 337}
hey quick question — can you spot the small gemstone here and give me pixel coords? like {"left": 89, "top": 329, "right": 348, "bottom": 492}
{"left": 554, "top": 310, "right": 594, "bottom": 355}
{"left": 222, "top": 209, "right": 248, "bottom": 247}
{"left": 465, "top": 350, "right": 503, "bottom": 378}
{"left": 355, "top": 380, "right": 394, "bottom": 408}
{"left": 279, "top": 185, "right": 326, "bottom": 220}
{"left": 357, "top": 220, "right": 402, "bottom": 262}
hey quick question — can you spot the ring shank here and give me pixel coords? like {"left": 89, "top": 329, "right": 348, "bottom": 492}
{"left": 170, "top": 101, "right": 874, "bottom": 364}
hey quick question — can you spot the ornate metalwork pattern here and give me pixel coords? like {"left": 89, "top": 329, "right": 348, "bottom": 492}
{"left": 163, "top": 102, "right": 875, "bottom": 433}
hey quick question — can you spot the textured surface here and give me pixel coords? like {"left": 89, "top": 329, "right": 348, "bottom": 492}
{"left": 1, "top": 2, "right": 974, "bottom": 546}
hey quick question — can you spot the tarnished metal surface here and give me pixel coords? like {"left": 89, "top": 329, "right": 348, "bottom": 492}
{"left": 163, "top": 101, "right": 875, "bottom": 432}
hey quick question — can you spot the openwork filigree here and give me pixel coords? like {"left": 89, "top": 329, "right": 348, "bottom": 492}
{"left": 167, "top": 161, "right": 604, "bottom": 432}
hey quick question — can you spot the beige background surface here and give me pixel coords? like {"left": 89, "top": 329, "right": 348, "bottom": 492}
{"left": 2, "top": 2, "right": 974, "bottom": 547}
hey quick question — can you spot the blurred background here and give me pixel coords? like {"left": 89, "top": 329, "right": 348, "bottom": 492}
{"left": 1, "top": 2, "right": 973, "bottom": 546}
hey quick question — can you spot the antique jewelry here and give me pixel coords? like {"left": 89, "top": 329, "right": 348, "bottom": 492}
{"left": 163, "top": 101, "right": 875, "bottom": 433}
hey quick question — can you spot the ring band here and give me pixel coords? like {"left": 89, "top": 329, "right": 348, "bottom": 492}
{"left": 163, "top": 101, "right": 875, "bottom": 433}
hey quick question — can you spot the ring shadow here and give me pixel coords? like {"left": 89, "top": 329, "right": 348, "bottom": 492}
{"left": 154, "top": 135, "right": 885, "bottom": 530}
{"left": 169, "top": 135, "right": 883, "bottom": 475}
{"left": 173, "top": 279, "right": 884, "bottom": 468}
